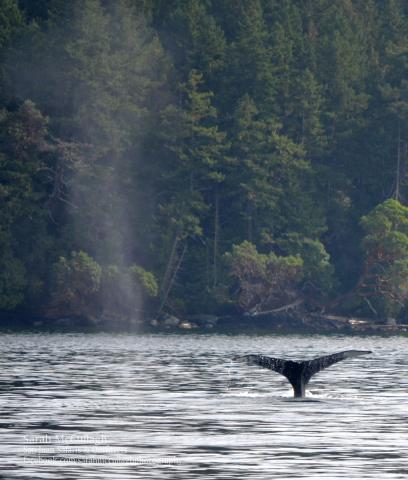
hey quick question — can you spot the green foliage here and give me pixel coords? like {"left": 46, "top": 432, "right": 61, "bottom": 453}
{"left": 129, "top": 265, "right": 158, "bottom": 298}
{"left": 161, "top": 0, "right": 227, "bottom": 84}
{"left": 359, "top": 199, "right": 408, "bottom": 317}
{"left": 225, "top": 241, "right": 303, "bottom": 313}
{"left": 50, "top": 253, "right": 158, "bottom": 319}
{"left": 0, "top": 100, "right": 54, "bottom": 309}
{"left": 51, "top": 251, "right": 101, "bottom": 317}
{"left": 228, "top": 93, "right": 324, "bottom": 244}
{"left": 0, "top": 0, "right": 23, "bottom": 49}
{"left": 279, "top": 234, "right": 335, "bottom": 297}
{"left": 2, "top": 0, "right": 408, "bottom": 322}
{"left": 158, "top": 69, "right": 228, "bottom": 239}
{"left": 10, "top": 0, "right": 170, "bottom": 267}
{"left": 0, "top": 249, "right": 26, "bottom": 310}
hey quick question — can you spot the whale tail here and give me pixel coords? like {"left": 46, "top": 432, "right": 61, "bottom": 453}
{"left": 233, "top": 350, "right": 372, "bottom": 398}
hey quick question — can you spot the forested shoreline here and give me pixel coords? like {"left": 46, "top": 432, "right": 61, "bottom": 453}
{"left": 1, "top": 0, "right": 408, "bottom": 328}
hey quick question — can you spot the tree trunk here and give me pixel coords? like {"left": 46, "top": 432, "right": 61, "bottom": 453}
{"left": 213, "top": 192, "right": 219, "bottom": 288}
{"left": 395, "top": 122, "right": 401, "bottom": 201}
{"left": 157, "top": 237, "right": 186, "bottom": 316}
{"left": 159, "top": 233, "right": 180, "bottom": 300}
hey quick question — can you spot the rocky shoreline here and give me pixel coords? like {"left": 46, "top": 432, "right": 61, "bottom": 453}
{"left": 0, "top": 310, "right": 407, "bottom": 335}
{"left": 149, "top": 312, "right": 408, "bottom": 335}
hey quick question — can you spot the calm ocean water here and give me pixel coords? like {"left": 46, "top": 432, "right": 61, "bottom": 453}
{"left": 0, "top": 332, "right": 407, "bottom": 479}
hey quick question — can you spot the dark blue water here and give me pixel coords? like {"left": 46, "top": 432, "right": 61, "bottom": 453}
{"left": 0, "top": 333, "right": 407, "bottom": 479}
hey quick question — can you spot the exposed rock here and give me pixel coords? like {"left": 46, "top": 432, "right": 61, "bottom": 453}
{"left": 162, "top": 314, "right": 181, "bottom": 327}
{"left": 188, "top": 314, "right": 218, "bottom": 323}
{"left": 187, "top": 314, "right": 218, "bottom": 328}
{"left": 55, "top": 317, "right": 75, "bottom": 327}
{"left": 179, "top": 321, "right": 193, "bottom": 329}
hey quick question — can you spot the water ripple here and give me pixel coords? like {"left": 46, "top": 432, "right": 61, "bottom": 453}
{"left": 0, "top": 333, "right": 407, "bottom": 478}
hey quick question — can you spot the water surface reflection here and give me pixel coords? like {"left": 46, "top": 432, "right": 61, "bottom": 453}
{"left": 0, "top": 333, "right": 407, "bottom": 479}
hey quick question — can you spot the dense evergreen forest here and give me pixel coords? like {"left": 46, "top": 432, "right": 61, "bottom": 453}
{"left": 1, "top": 0, "right": 408, "bottom": 325}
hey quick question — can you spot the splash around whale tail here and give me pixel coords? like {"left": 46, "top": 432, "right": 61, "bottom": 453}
{"left": 232, "top": 350, "right": 372, "bottom": 398}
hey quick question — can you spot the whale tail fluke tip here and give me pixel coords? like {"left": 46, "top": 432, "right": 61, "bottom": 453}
{"left": 343, "top": 349, "right": 372, "bottom": 358}
{"left": 232, "top": 349, "right": 372, "bottom": 398}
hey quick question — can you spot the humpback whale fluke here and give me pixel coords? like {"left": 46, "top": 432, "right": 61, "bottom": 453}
{"left": 232, "top": 350, "right": 372, "bottom": 398}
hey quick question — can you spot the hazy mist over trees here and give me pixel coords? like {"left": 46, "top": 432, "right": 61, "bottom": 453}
{"left": 1, "top": 0, "right": 408, "bottom": 323}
